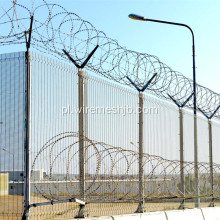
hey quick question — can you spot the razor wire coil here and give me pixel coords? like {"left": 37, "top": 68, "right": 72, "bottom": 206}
{"left": 31, "top": 132, "right": 220, "bottom": 202}
{"left": 1, "top": 0, "right": 220, "bottom": 118}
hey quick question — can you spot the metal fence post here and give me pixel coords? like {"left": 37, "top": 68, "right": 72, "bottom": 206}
{"left": 194, "top": 114, "right": 200, "bottom": 207}
{"left": 167, "top": 93, "right": 194, "bottom": 209}
{"left": 136, "top": 92, "right": 144, "bottom": 213}
{"left": 84, "top": 72, "right": 89, "bottom": 178}
{"left": 78, "top": 69, "right": 85, "bottom": 201}
{"left": 126, "top": 75, "right": 157, "bottom": 213}
{"left": 62, "top": 47, "right": 98, "bottom": 218}
{"left": 23, "top": 50, "right": 31, "bottom": 220}
{"left": 179, "top": 108, "right": 185, "bottom": 209}
{"left": 22, "top": 16, "right": 33, "bottom": 220}
{"left": 198, "top": 105, "right": 220, "bottom": 207}
{"left": 76, "top": 69, "right": 88, "bottom": 218}
{"left": 208, "top": 119, "right": 214, "bottom": 207}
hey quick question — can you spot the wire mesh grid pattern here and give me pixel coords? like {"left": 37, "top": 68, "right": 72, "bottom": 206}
{"left": 1, "top": 0, "right": 220, "bottom": 219}
{"left": 0, "top": 52, "right": 26, "bottom": 219}
{"left": 1, "top": 52, "right": 220, "bottom": 219}
{"left": 31, "top": 131, "right": 220, "bottom": 200}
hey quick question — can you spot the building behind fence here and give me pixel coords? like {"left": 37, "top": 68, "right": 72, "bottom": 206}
{"left": 1, "top": 51, "right": 220, "bottom": 219}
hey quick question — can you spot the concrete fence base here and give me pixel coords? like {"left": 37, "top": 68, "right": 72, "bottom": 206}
{"left": 74, "top": 207, "right": 220, "bottom": 220}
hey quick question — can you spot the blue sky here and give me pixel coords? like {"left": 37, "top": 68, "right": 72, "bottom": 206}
{"left": 1, "top": 0, "right": 220, "bottom": 93}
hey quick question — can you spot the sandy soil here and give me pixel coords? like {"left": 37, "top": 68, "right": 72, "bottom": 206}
{"left": 0, "top": 195, "right": 219, "bottom": 220}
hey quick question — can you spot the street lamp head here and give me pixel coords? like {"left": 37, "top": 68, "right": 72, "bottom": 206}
{"left": 128, "top": 14, "right": 146, "bottom": 21}
{"left": 2, "top": 148, "right": 6, "bottom": 151}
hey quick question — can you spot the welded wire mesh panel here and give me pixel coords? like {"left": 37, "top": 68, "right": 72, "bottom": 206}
{"left": 0, "top": 52, "right": 25, "bottom": 219}
{"left": 85, "top": 75, "right": 140, "bottom": 214}
{"left": 183, "top": 110, "right": 194, "bottom": 162}
{"left": 212, "top": 121, "right": 220, "bottom": 165}
{"left": 86, "top": 75, "right": 139, "bottom": 147}
{"left": 184, "top": 111, "right": 211, "bottom": 162}
{"left": 143, "top": 96, "right": 179, "bottom": 211}
{"left": 197, "top": 115, "right": 209, "bottom": 163}
{"left": 29, "top": 52, "right": 80, "bottom": 219}
{"left": 1, "top": 0, "right": 220, "bottom": 217}
{"left": 2, "top": 51, "right": 220, "bottom": 218}
{"left": 144, "top": 97, "right": 179, "bottom": 160}
{"left": 27, "top": 52, "right": 220, "bottom": 218}
{"left": 211, "top": 120, "right": 220, "bottom": 205}
{"left": 183, "top": 110, "right": 217, "bottom": 206}
{"left": 1, "top": 51, "right": 220, "bottom": 219}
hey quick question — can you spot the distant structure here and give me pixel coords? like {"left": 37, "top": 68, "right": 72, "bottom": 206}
{"left": 0, "top": 173, "right": 8, "bottom": 195}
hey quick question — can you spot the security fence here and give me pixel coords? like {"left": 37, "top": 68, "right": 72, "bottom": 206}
{"left": 1, "top": 52, "right": 220, "bottom": 219}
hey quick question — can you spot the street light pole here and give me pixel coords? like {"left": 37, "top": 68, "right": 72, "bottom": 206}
{"left": 128, "top": 14, "right": 199, "bottom": 207}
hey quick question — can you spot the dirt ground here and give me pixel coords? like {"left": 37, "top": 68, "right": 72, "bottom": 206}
{"left": 0, "top": 195, "right": 219, "bottom": 220}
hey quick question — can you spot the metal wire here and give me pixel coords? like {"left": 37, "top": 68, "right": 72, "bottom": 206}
{"left": 31, "top": 132, "right": 220, "bottom": 203}
{"left": 1, "top": 0, "right": 220, "bottom": 119}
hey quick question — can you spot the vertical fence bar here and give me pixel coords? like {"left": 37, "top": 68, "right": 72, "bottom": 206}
{"left": 84, "top": 72, "right": 89, "bottom": 178}
{"left": 136, "top": 92, "right": 144, "bottom": 213}
{"left": 194, "top": 114, "right": 200, "bottom": 207}
{"left": 78, "top": 69, "right": 85, "bottom": 200}
{"left": 22, "top": 16, "right": 33, "bottom": 220}
{"left": 179, "top": 108, "right": 185, "bottom": 208}
{"left": 23, "top": 51, "right": 31, "bottom": 220}
{"left": 198, "top": 105, "right": 220, "bottom": 207}
{"left": 208, "top": 119, "right": 214, "bottom": 207}
{"left": 62, "top": 48, "right": 98, "bottom": 218}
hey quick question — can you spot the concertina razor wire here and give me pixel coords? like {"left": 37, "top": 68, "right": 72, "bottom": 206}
{"left": 0, "top": 0, "right": 220, "bottom": 119}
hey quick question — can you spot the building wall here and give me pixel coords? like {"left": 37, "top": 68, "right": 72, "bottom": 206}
{"left": 0, "top": 169, "right": 44, "bottom": 182}
{"left": 0, "top": 52, "right": 26, "bottom": 171}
